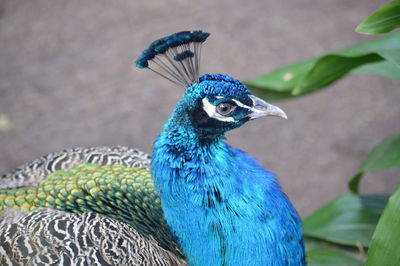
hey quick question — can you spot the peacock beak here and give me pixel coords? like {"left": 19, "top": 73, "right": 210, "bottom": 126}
{"left": 247, "top": 95, "right": 288, "bottom": 120}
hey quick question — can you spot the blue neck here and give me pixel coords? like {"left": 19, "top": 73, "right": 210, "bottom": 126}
{"left": 151, "top": 101, "right": 304, "bottom": 265}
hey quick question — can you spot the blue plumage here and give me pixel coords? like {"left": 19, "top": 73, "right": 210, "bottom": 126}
{"left": 174, "top": 50, "right": 195, "bottom": 62}
{"left": 137, "top": 32, "right": 305, "bottom": 265}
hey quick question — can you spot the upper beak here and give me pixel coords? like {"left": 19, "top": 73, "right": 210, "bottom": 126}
{"left": 247, "top": 95, "right": 288, "bottom": 120}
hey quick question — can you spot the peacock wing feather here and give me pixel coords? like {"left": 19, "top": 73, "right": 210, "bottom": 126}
{"left": 0, "top": 208, "right": 185, "bottom": 265}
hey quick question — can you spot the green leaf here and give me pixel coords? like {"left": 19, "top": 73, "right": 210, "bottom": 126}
{"left": 307, "top": 247, "right": 363, "bottom": 266}
{"left": 303, "top": 194, "right": 388, "bottom": 247}
{"left": 305, "top": 238, "right": 364, "bottom": 265}
{"left": 292, "top": 53, "right": 382, "bottom": 96}
{"left": 348, "top": 173, "right": 363, "bottom": 194}
{"left": 366, "top": 186, "right": 400, "bottom": 265}
{"left": 359, "top": 134, "right": 400, "bottom": 171}
{"left": 349, "top": 133, "right": 400, "bottom": 193}
{"left": 378, "top": 49, "right": 400, "bottom": 66}
{"left": 245, "top": 32, "right": 400, "bottom": 100}
{"left": 246, "top": 84, "right": 301, "bottom": 101}
{"left": 354, "top": 60, "right": 400, "bottom": 80}
{"left": 356, "top": 0, "right": 400, "bottom": 34}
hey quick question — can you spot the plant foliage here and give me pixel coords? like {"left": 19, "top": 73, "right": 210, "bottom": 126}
{"left": 245, "top": 33, "right": 400, "bottom": 101}
{"left": 356, "top": 0, "right": 400, "bottom": 34}
{"left": 366, "top": 186, "right": 400, "bottom": 265}
{"left": 349, "top": 134, "right": 400, "bottom": 193}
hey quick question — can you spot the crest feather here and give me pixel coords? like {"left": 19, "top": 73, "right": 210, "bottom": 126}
{"left": 135, "top": 30, "right": 210, "bottom": 87}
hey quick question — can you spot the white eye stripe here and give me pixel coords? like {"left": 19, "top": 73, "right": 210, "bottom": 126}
{"left": 213, "top": 97, "right": 252, "bottom": 109}
{"left": 231, "top": 99, "right": 252, "bottom": 110}
{"left": 201, "top": 98, "right": 235, "bottom": 122}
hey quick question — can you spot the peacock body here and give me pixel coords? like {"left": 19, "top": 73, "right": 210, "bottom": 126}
{"left": 0, "top": 31, "right": 305, "bottom": 265}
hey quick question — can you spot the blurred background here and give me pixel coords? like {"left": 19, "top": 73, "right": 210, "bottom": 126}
{"left": 0, "top": 0, "right": 399, "bottom": 216}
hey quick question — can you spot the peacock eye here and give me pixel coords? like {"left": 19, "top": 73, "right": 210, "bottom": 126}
{"left": 216, "top": 102, "right": 236, "bottom": 115}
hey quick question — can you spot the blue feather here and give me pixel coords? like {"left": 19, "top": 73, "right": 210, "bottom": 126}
{"left": 174, "top": 50, "right": 195, "bottom": 62}
{"left": 150, "top": 74, "right": 305, "bottom": 265}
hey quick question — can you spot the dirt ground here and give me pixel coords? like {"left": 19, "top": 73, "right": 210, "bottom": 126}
{"left": 0, "top": 0, "right": 399, "bottom": 216}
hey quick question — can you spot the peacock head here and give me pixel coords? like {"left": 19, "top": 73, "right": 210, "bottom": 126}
{"left": 135, "top": 31, "right": 287, "bottom": 136}
{"left": 181, "top": 73, "right": 287, "bottom": 135}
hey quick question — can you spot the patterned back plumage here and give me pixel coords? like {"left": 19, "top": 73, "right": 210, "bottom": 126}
{"left": 0, "top": 146, "right": 185, "bottom": 265}
{"left": 1, "top": 146, "right": 150, "bottom": 189}
{"left": 0, "top": 208, "right": 185, "bottom": 265}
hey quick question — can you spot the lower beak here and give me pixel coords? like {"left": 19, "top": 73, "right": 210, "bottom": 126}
{"left": 247, "top": 95, "right": 288, "bottom": 120}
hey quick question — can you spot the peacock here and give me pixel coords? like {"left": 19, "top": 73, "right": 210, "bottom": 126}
{"left": 0, "top": 31, "right": 305, "bottom": 265}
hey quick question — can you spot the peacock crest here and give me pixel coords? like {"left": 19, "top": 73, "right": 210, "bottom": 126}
{"left": 135, "top": 30, "right": 210, "bottom": 87}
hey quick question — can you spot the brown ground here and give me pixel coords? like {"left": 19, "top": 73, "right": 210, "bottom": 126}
{"left": 0, "top": 0, "right": 399, "bottom": 216}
